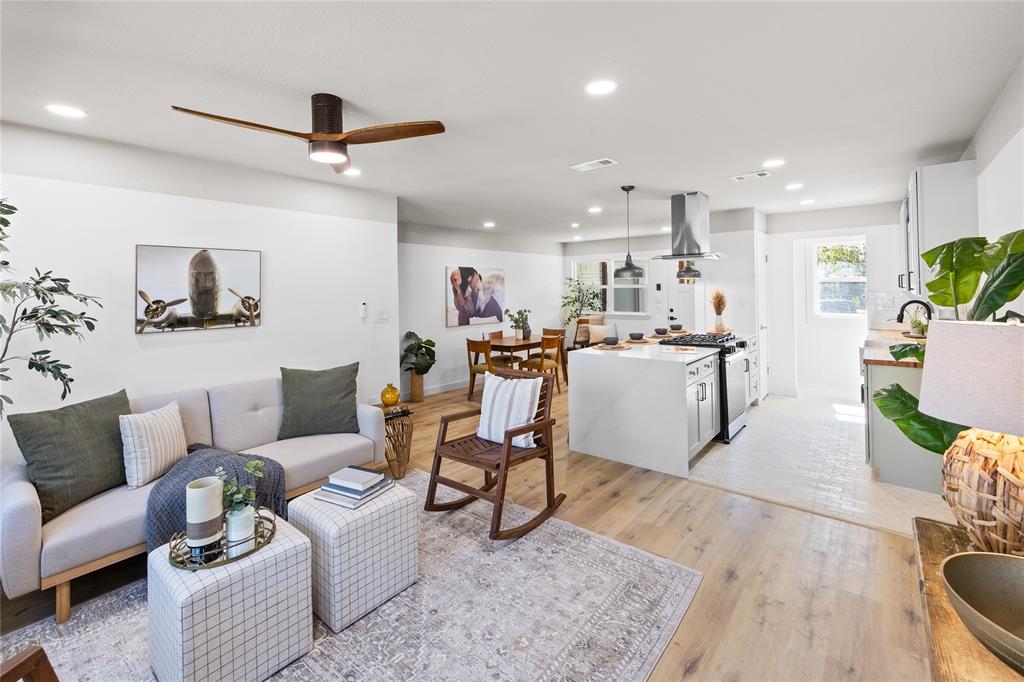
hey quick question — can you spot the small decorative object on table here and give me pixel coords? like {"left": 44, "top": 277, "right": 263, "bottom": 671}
{"left": 376, "top": 403, "right": 413, "bottom": 478}
{"left": 711, "top": 288, "right": 727, "bottom": 332}
{"left": 401, "top": 331, "right": 436, "bottom": 403}
{"left": 184, "top": 476, "right": 224, "bottom": 564}
{"left": 380, "top": 382, "right": 400, "bottom": 406}
{"left": 167, "top": 507, "right": 277, "bottom": 569}
{"left": 505, "top": 308, "right": 531, "bottom": 340}
{"left": 216, "top": 458, "right": 264, "bottom": 559}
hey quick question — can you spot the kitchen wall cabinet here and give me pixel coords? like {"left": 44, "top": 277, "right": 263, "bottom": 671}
{"left": 897, "top": 160, "right": 978, "bottom": 295}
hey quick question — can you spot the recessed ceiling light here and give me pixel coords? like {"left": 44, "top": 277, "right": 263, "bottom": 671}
{"left": 45, "top": 103, "right": 87, "bottom": 119}
{"left": 343, "top": 167, "right": 362, "bottom": 176}
{"left": 588, "top": 206, "right": 602, "bottom": 214}
{"left": 661, "top": 226, "right": 671, "bottom": 232}
{"left": 571, "top": 222, "right": 580, "bottom": 228}
{"left": 585, "top": 80, "right": 617, "bottom": 96}
{"left": 573, "top": 235, "right": 582, "bottom": 241}
{"left": 483, "top": 221, "right": 495, "bottom": 228}
{"left": 762, "top": 159, "right": 786, "bottom": 168}
{"left": 785, "top": 182, "right": 804, "bottom": 191}
{"left": 800, "top": 199, "right": 816, "bottom": 205}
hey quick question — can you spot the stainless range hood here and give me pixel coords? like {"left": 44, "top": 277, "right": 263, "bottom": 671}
{"left": 657, "top": 191, "right": 721, "bottom": 263}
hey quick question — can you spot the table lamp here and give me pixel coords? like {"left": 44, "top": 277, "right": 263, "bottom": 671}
{"left": 918, "top": 320, "right": 1024, "bottom": 553}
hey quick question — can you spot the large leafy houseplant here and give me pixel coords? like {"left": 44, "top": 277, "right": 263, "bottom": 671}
{"left": 0, "top": 200, "right": 101, "bottom": 413}
{"left": 401, "top": 331, "right": 436, "bottom": 403}
{"left": 560, "top": 277, "right": 602, "bottom": 325}
{"left": 872, "top": 228, "right": 1024, "bottom": 453}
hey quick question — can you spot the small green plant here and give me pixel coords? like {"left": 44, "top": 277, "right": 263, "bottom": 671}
{"left": 400, "top": 331, "right": 436, "bottom": 375}
{"left": 504, "top": 308, "right": 531, "bottom": 329}
{"left": 215, "top": 459, "right": 265, "bottom": 513}
{"left": 560, "top": 277, "right": 602, "bottom": 325}
{"left": 0, "top": 200, "right": 101, "bottom": 413}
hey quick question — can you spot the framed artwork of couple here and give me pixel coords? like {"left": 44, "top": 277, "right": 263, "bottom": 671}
{"left": 445, "top": 266, "right": 506, "bottom": 327}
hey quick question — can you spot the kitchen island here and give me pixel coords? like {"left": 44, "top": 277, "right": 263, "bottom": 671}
{"left": 568, "top": 343, "right": 721, "bottom": 477}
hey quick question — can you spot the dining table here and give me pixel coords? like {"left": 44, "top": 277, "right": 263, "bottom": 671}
{"left": 491, "top": 334, "right": 569, "bottom": 382}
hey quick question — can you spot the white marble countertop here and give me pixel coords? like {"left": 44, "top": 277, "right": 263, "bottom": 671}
{"left": 572, "top": 344, "right": 720, "bottom": 364}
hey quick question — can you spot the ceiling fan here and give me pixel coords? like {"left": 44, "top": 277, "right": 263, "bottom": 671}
{"left": 171, "top": 93, "right": 445, "bottom": 173}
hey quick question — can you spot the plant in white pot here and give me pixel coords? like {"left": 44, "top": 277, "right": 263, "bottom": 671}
{"left": 504, "top": 308, "right": 531, "bottom": 339}
{"left": 400, "top": 331, "right": 436, "bottom": 402}
{"left": 215, "top": 459, "right": 264, "bottom": 559}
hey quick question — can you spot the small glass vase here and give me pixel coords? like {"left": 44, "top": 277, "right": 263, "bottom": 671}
{"left": 225, "top": 505, "right": 256, "bottom": 559}
{"left": 714, "top": 314, "right": 725, "bottom": 331}
{"left": 522, "top": 324, "right": 531, "bottom": 340}
{"left": 380, "top": 383, "right": 400, "bottom": 406}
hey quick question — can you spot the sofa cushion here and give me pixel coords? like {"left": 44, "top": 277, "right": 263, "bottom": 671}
{"left": 40, "top": 480, "right": 153, "bottom": 579}
{"left": 208, "top": 378, "right": 283, "bottom": 452}
{"left": 278, "top": 363, "right": 359, "bottom": 440}
{"left": 130, "top": 388, "right": 212, "bottom": 445}
{"left": 242, "top": 433, "right": 374, "bottom": 492}
{"left": 8, "top": 390, "right": 131, "bottom": 523}
{"left": 119, "top": 401, "right": 188, "bottom": 489}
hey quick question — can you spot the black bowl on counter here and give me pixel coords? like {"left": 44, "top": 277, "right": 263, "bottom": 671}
{"left": 602, "top": 336, "right": 619, "bottom": 346}
{"left": 629, "top": 332, "right": 644, "bottom": 341}
{"left": 654, "top": 327, "right": 668, "bottom": 335}
{"left": 670, "top": 324, "right": 683, "bottom": 331}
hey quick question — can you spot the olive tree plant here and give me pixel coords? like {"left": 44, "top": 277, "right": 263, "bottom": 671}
{"left": 0, "top": 200, "right": 101, "bottom": 413}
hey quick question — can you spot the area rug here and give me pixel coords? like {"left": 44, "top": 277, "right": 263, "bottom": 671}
{"left": 1, "top": 469, "right": 702, "bottom": 681}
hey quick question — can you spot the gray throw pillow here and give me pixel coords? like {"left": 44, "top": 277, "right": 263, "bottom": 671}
{"left": 8, "top": 389, "right": 131, "bottom": 523}
{"left": 278, "top": 363, "right": 359, "bottom": 440}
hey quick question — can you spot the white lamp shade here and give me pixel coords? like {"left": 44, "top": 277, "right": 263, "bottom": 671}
{"left": 918, "top": 320, "right": 1024, "bottom": 436}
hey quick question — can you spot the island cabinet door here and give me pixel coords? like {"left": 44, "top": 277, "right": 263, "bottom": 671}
{"left": 686, "top": 381, "right": 702, "bottom": 459}
{"left": 698, "top": 378, "right": 719, "bottom": 445}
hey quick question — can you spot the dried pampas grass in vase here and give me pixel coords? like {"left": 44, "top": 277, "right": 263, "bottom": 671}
{"left": 710, "top": 289, "right": 728, "bottom": 332}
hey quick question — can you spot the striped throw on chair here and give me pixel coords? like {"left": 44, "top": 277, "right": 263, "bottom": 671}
{"left": 477, "top": 372, "right": 543, "bottom": 448}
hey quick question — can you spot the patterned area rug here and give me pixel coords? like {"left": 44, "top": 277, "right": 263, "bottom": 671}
{"left": 1, "top": 469, "right": 702, "bottom": 681}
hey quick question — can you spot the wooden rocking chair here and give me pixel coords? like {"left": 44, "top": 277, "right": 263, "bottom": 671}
{"left": 424, "top": 368, "right": 565, "bottom": 540}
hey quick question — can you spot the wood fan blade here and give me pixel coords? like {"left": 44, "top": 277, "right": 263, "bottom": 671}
{"left": 171, "top": 106, "right": 312, "bottom": 141}
{"left": 315, "top": 121, "right": 445, "bottom": 145}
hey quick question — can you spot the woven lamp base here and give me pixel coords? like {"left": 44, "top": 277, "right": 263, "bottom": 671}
{"left": 942, "top": 428, "right": 1024, "bottom": 555}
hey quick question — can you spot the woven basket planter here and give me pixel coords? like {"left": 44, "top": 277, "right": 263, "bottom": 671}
{"left": 942, "top": 428, "right": 1024, "bottom": 555}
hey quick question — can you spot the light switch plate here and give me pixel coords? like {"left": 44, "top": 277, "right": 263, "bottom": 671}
{"left": 373, "top": 308, "right": 389, "bottom": 323}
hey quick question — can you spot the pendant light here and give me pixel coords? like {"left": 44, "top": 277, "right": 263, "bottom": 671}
{"left": 676, "top": 259, "right": 702, "bottom": 281}
{"left": 613, "top": 185, "right": 645, "bottom": 280}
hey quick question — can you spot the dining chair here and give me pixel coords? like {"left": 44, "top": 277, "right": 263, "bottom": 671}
{"left": 466, "top": 338, "right": 498, "bottom": 400}
{"left": 528, "top": 327, "right": 567, "bottom": 383}
{"left": 425, "top": 369, "right": 564, "bottom": 540}
{"left": 487, "top": 330, "right": 521, "bottom": 369}
{"left": 519, "top": 335, "right": 563, "bottom": 393}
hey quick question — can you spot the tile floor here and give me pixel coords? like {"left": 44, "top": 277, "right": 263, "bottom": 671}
{"left": 688, "top": 394, "right": 955, "bottom": 536}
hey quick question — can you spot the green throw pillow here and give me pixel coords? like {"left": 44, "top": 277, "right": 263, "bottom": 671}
{"left": 278, "top": 363, "right": 359, "bottom": 440}
{"left": 8, "top": 389, "right": 131, "bottom": 523}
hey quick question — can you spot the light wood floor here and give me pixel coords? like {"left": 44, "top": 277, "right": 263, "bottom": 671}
{"left": 3, "top": 386, "right": 932, "bottom": 680}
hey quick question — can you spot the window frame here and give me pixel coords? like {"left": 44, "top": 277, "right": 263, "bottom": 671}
{"left": 571, "top": 256, "right": 650, "bottom": 316}
{"left": 806, "top": 236, "right": 867, "bottom": 320}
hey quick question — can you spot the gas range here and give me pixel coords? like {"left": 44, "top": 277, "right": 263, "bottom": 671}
{"left": 659, "top": 332, "right": 739, "bottom": 353}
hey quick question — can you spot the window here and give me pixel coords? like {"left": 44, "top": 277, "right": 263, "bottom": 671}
{"left": 573, "top": 257, "right": 649, "bottom": 315}
{"left": 809, "top": 238, "right": 866, "bottom": 316}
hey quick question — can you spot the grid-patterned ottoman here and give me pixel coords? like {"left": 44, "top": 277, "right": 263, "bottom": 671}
{"left": 288, "top": 485, "right": 418, "bottom": 632}
{"left": 147, "top": 518, "right": 312, "bottom": 682}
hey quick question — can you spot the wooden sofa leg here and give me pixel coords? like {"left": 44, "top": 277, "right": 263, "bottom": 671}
{"left": 55, "top": 582, "right": 71, "bottom": 624}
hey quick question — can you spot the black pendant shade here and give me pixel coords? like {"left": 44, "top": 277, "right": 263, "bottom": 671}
{"left": 613, "top": 185, "right": 644, "bottom": 280}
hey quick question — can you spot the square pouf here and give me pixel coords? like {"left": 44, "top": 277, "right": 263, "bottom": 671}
{"left": 147, "top": 518, "right": 312, "bottom": 682}
{"left": 288, "top": 485, "right": 418, "bottom": 633}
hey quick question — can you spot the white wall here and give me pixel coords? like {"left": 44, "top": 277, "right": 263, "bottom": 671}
{"left": 768, "top": 223, "right": 901, "bottom": 399}
{"left": 397, "top": 235, "right": 564, "bottom": 396}
{"left": 1, "top": 173, "right": 400, "bottom": 462}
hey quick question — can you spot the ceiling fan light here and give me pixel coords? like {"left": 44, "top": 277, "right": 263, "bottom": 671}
{"left": 309, "top": 140, "right": 349, "bottom": 164}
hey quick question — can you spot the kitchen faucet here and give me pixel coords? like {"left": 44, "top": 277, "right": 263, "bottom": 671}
{"left": 895, "top": 299, "right": 933, "bottom": 323}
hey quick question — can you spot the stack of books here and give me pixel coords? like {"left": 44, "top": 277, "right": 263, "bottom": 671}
{"left": 314, "top": 466, "right": 394, "bottom": 510}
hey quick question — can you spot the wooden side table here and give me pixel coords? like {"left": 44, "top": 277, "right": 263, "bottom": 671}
{"left": 377, "top": 403, "right": 413, "bottom": 479}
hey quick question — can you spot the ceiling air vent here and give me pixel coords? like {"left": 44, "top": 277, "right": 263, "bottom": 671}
{"left": 731, "top": 170, "right": 773, "bottom": 182}
{"left": 570, "top": 157, "right": 620, "bottom": 172}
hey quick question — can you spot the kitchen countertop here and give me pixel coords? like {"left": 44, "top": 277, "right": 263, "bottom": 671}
{"left": 863, "top": 328, "right": 924, "bottom": 368}
{"left": 573, "top": 343, "right": 720, "bottom": 364}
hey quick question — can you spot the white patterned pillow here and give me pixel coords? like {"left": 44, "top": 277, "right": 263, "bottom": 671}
{"left": 477, "top": 372, "right": 544, "bottom": 448}
{"left": 119, "top": 400, "right": 188, "bottom": 489}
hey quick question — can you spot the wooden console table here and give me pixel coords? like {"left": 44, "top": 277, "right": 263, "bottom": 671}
{"left": 913, "top": 517, "right": 1019, "bottom": 681}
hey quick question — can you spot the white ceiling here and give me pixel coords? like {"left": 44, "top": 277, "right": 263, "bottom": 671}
{"left": 2, "top": 2, "right": 1022, "bottom": 241}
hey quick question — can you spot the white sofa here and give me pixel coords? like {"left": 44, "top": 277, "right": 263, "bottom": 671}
{"left": 0, "top": 377, "right": 385, "bottom": 623}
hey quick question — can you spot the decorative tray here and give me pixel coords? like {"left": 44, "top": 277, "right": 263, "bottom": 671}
{"left": 626, "top": 338, "right": 658, "bottom": 345}
{"left": 647, "top": 333, "right": 672, "bottom": 339}
{"left": 668, "top": 329, "right": 692, "bottom": 335}
{"left": 593, "top": 343, "right": 631, "bottom": 351}
{"left": 168, "top": 507, "right": 276, "bottom": 571}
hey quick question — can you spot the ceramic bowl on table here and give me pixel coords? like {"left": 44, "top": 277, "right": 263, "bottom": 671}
{"left": 629, "top": 332, "right": 644, "bottom": 341}
{"left": 654, "top": 328, "right": 668, "bottom": 335}
{"left": 602, "top": 336, "right": 619, "bottom": 346}
{"left": 942, "top": 551, "right": 1024, "bottom": 674}
{"left": 670, "top": 324, "right": 683, "bottom": 331}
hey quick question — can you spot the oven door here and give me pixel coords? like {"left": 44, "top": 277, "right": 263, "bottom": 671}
{"left": 723, "top": 351, "right": 749, "bottom": 439}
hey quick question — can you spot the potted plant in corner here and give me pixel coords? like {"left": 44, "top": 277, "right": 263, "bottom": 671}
{"left": 561, "top": 277, "right": 602, "bottom": 344}
{"left": 215, "top": 458, "right": 265, "bottom": 559}
{"left": 401, "top": 331, "right": 436, "bottom": 402}
{"left": 504, "top": 308, "right": 531, "bottom": 339}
